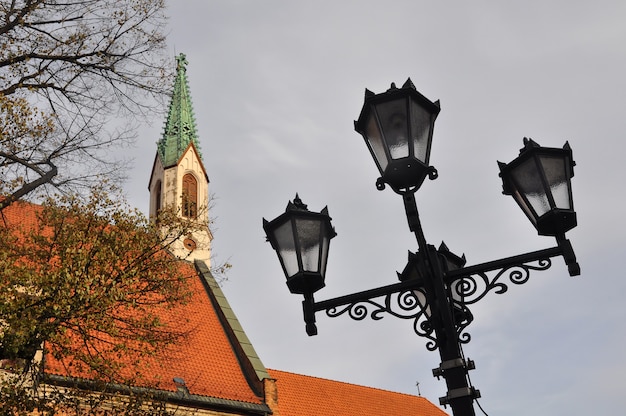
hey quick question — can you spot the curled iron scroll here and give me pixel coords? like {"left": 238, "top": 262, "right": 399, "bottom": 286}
{"left": 325, "top": 289, "right": 439, "bottom": 350}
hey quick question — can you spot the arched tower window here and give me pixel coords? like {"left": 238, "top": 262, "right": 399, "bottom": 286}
{"left": 182, "top": 173, "right": 198, "bottom": 218}
{"left": 154, "top": 180, "right": 162, "bottom": 214}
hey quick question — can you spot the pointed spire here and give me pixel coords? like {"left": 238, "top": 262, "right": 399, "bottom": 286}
{"left": 157, "top": 53, "right": 202, "bottom": 167}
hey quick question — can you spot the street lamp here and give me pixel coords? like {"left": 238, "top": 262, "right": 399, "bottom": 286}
{"left": 354, "top": 78, "right": 440, "bottom": 193}
{"left": 262, "top": 195, "right": 336, "bottom": 295}
{"left": 498, "top": 138, "right": 577, "bottom": 237}
{"left": 263, "top": 195, "right": 336, "bottom": 336}
{"left": 263, "top": 79, "right": 580, "bottom": 416}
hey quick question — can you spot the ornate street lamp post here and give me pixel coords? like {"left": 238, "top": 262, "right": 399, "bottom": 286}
{"left": 263, "top": 80, "right": 580, "bottom": 416}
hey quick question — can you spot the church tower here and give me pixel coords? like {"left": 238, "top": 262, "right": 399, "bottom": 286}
{"left": 148, "top": 54, "right": 212, "bottom": 263}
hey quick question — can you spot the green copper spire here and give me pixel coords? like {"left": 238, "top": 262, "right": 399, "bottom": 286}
{"left": 157, "top": 53, "right": 201, "bottom": 167}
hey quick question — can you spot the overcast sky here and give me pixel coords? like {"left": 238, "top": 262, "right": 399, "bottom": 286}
{"left": 122, "top": 2, "right": 626, "bottom": 415}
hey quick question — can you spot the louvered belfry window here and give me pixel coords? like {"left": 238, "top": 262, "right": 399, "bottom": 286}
{"left": 182, "top": 173, "right": 198, "bottom": 218}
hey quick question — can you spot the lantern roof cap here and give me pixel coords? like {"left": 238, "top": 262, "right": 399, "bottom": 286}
{"left": 355, "top": 78, "right": 441, "bottom": 132}
{"left": 499, "top": 137, "right": 576, "bottom": 182}
{"left": 283, "top": 194, "right": 332, "bottom": 219}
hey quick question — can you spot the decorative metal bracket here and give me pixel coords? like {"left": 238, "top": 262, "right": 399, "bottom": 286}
{"left": 302, "top": 239, "right": 577, "bottom": 350}
{"left": 325, "top": 287, "right": 437, "bottom": 348}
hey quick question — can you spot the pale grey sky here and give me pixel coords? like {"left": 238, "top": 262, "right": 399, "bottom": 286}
{"left": 123, "top": 2, "right": 626, "bottom": 414}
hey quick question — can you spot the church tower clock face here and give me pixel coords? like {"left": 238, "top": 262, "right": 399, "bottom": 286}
{"left": 183, "top": 237, "right": 197, "bottom": 251}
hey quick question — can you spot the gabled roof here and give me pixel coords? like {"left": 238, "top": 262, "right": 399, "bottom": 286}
{"left": 157, "top": 53, "right": 203, "bottom": 168}
{"left": 267, "top": 369, "right": 448, "bottom": 416}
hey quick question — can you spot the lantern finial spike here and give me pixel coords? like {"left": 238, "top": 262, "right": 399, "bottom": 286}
{"left": 521, "top": 137, "right": 540, "bottom": 154}
{"left": 402, "top": 78, "right": 416, "bottom": 90}
{"left": 563, "top": 140, "right": 576, "bottom": 173}
{"left": 287, "top": 193, "right": 308, "bottom": 211}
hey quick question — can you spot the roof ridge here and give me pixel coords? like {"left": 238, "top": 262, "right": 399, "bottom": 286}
{"left": 267, "top": 368, "right": 426, "bottom": 398}
{"left": 195, "top": 260, "right": 270, "bottom": 392}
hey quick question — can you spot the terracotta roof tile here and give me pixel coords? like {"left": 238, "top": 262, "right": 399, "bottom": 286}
{"left": 0, "top": 200, "right": 43, "bottom": 231}
{"left": 267, "top": 369, "right": 448, "bottom": 416}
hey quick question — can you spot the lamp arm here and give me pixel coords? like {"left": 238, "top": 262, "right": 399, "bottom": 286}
{"left": 444, "top": 240, "right": 579, "bottom": 310}
{"left": 446, "top": 239, "right": 578, "bottom": 282}
{"left": 311, "top": 278, "right": 426, "bottom": 313}
{"left": 300, "top": 277, "right": 437, "bottom": 344}
{"left": 446, "top": 246, "right": 561, "bottom": 280}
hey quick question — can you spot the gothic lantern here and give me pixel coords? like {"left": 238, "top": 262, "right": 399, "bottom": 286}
{"left": 499, "top": 138, "right": 576, "bottom": 237}
{"left": 263, "top": 195, "right": 336, "bottom": 296}
{"left": 354, "top": 78, "right": 441, "bottom": 194}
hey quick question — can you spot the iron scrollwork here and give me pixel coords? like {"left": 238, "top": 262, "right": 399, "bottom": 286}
{"left": 325, "top": 289, "right": 439, "bottom": 350}
{"left": 449, "top": 257, "right": 553, "bottom": 306}
{"left": 319, "top": 256, "right": 554, "bottom": 351}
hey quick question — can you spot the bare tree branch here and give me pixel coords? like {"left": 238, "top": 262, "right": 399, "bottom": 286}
{"left": 0, "top": 0, "right": 170, "bottom": 209}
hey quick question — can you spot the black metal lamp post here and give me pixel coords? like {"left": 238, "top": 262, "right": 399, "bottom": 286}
{"left": 263, "top": 80, "right": 580, "bottom": 416}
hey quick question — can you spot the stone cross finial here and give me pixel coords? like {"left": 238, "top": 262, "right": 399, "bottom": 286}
{"left": 176, "top": 53, "right": 188, "bottom": 70}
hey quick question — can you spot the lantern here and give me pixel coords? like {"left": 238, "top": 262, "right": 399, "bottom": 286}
{"left": 355, "top": 78, "right": 440, "bottom": 193}
{"left": 499, "top": 138, "right": 576, "bottom": 236}
{"left": 263, "top": 195, "right": 336, "bottom": 295}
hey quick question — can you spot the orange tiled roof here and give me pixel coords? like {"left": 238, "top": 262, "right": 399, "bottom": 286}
{"left": 47, "top": 262, "right": 264, "bottom": 404}
{"left": 1, "top": 201, "right": 265, "bottom": 407}
{"left": 267, "top": 369, "right": 448, "bottom": 416}
{"left": 0, "top": 199, "right": 42, "bottom": 231}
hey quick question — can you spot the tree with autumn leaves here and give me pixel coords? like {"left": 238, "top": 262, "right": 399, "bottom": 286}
{"left": 0, "top": 185, "right": 211, "bottom": 415}
{"left": 0, "top": 1, "right": 221, "bottom": 414}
